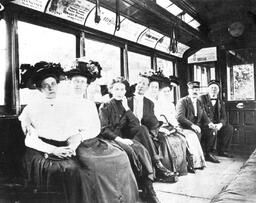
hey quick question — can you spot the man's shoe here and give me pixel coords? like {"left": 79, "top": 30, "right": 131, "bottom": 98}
{"left": 218, "top": 152, "right": 234, "bottom": 158}
{"left": 205, "top": 153, "right": 220, "bottom": 163}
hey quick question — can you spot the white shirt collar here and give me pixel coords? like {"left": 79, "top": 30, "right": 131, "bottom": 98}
{"left": 134, "top": 93, "right": 144, "bottom": 100}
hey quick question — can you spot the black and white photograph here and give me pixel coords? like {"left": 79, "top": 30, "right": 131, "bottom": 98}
{"left": 0, "top": 0, "right": 256, "bottom": 202}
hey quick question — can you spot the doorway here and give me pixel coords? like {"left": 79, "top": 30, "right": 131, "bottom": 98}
{"left": 225, "top": 49, "right": 256, "bottom": 154}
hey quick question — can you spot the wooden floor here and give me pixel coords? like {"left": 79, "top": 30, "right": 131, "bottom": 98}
{"left": 0, "top": 153, "right": 250, "bottom": 203}
{"left": 153, "top": 154, "right": 248, "bottom": 203}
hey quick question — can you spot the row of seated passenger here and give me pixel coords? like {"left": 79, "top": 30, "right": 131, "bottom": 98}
{"left": 4, "top": 59, "right": 233, "bottom": 203}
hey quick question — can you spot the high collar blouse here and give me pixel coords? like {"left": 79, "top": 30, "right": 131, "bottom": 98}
{"left": 19, "top": 96, "right": 100, "bottom": 153}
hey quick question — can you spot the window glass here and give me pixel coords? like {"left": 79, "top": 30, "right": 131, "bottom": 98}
{"left": 0, "top": 20, "right": 7, "bottom": 105}
{"left": 226, "top": 49, "right": 255, "bottom": 101}
{"left": 188, "top": 47, "right": 217, "bottom": 64}
{"left": 227, "top": 64, "right": 254, "bottom": 101}
{"left": 18, "top": 21, "right": 76, "bottom": 104}
{"left": 84, "top": 38, "right": 121, "bottom": 85}
{"left": 128, "top": 51, "right": 151, "bottom": 85}
{"left": 157, "top": 57, "right": 176, "bottom": 101}
{"left": 156, "top": 58, "right": 174, "bottom": 76}
{"left": 193, "top": 63, "right": 215, "bottom": 94}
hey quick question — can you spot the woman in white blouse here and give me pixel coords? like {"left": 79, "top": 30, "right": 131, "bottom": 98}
{"left": 146, "top": 73, "right": 188, "bottom": 176}
{"left": 66, "top": 60, "right": 138, "bottom": 203}
{"left": 19, "top": 62, "right": 90, "bottom": 202}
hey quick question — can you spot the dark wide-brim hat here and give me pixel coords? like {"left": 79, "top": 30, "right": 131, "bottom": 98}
{"left": 65, "top": 60, "right": 102, "bottom": 84}
{"left": 149, "top": 73, "right": 180, "bottom": 89}
{"left": 33, "top": 64, "right": 64, "bottom": 82}
{"left": 150, "top": 75, "right": 170, "bottom": 89}
{"left": 187, "top": 81, "right": 200, "bottom": 89}
{"left": 169, "top": 76, "right": 180, "bottom": 87}
{"left": 20, "top": 61, "right": 64, "bottom": 89}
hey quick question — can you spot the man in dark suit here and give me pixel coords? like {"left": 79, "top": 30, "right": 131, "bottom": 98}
{"left": 128, "top": 74, "right": 177, "bottom": 181}
{"left": 199, "top": 80, "right": 233, "bottom": 158}
{"left": 176, "top": 81, "right": 220, "bottom": 163}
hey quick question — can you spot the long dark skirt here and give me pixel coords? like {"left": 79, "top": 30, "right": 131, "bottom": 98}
{"left": 158, "top": 132, "right": 188, "bottom": 176}
{"left": 23, "top": 138, "right": 138, "bottom": 203}
{"left": 77, "top": 138, "right": 139, "bottom": 203}
{"left": 23, "top": 148, "right": 85, "bottom": 203}
{"left": 115, "top": 140, "right": 154, "bottom": 181}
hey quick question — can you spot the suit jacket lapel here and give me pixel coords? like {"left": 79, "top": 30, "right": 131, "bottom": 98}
{"left": 217, "top": 98, "right": 221, "bottom": 121}
{"left": 196, "top": 100, "right": 201, "bottom": 119}
{"left": 207, "top": 94, "right": 213, "bottom": 108}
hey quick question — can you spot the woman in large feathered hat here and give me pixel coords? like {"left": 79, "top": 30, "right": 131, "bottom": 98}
{"left": 19, "top": 61, "right": 102, "bottom": 203}
{"left": 65, "top": 58, "right": 139, "bottom": 203}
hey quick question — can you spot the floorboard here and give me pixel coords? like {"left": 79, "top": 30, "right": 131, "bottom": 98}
{"left": 153, "top": 154, "right": 248, "bottom": 203}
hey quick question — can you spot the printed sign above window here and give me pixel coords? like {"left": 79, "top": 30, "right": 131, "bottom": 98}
{"left": 188, "top": 47, "right": 217, "bottom": 64}
{"left": 115, "top": 17, "right": 146, "bottom": 42}
{"left": 46, "top": 0, "right": 94, "bottom": 25}
{"left": 12, "top": 0, "right": 48, "bottom": 12}
{"left": 137, "top": 29, "right": 163, "bottom": 48}
{"left": 85, "top": 6, "right": 116, "bottom": 35}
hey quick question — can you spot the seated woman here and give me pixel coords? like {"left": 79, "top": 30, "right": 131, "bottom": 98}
{"left": 65, "top": 59, "right": 138, "bottom": 203}
{"left": 98, "top": 77, "right": 161, "bottom": 203}
{"left": 146, "top": 73, "right": 188, "bottom": 176}
{"left": 19, "top": 62, "right": 87, "bottom": 202}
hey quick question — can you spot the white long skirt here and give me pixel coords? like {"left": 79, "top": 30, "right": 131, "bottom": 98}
{"left": 179, "top": 129, "right": 207, "bottom": 169}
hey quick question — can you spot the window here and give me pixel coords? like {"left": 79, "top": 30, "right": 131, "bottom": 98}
{"left": 227, "top": 64, "right": 254, "bottom": 101}
{"left": 84, "top": 39, "right": 121, "bottom": 85}
{"left": 18, "top": 21, "right": 76, "bottom": 104}
{"left": 193, "top": 63, "right": 216, "bottom": 94}
{"left": 156, "top": 58, "right": 174, "bottom": 76}
{"left": 226, "top": 49, "right": 256, "bottom": 101}
{"left": 128, "top": 51, "right": 151, "bottom": 85}
{"left": 156, "top": 57, "right": 176, "bottom": 102}
{"left": 0, "top": 20, "right": 7, "bottom": 106}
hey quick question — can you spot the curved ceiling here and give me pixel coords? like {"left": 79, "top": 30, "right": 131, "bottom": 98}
{"left": 187, "top": 0, "right": 256, "bottom": 49}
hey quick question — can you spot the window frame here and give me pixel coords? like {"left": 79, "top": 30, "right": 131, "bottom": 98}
{"left": 2, "top": 4, "right": 181, "bottom": 116}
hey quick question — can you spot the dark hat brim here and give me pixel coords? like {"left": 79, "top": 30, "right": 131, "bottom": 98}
{"left": 32, "top": 68, "right": 64, "bottom": 84}
{"left": 208, "top": 80, "right": 220, "bottom": 86}
{"left": 66, "top": 60, "right": 102, "bottom": 83}
{"left": 169, "top": 76, "right": 180, "bottom": 86}
{"left": 65, "top": 69, "right": 85, "bottom": 78}
{"left": 149, "top": 74, "right": 180, "bottom": 89}
{"left": 187, "top": 81, "right": 200, "bottom": 88}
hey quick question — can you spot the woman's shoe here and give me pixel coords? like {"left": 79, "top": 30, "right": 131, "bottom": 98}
{"left": 143, "top": 178, "right": 161, "bottom": 203}
{"left": 187, "top": 166, "right": 196, "bottom": 174}
{"left": 186, "top": 153, "right": 195, "bottom": 173}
